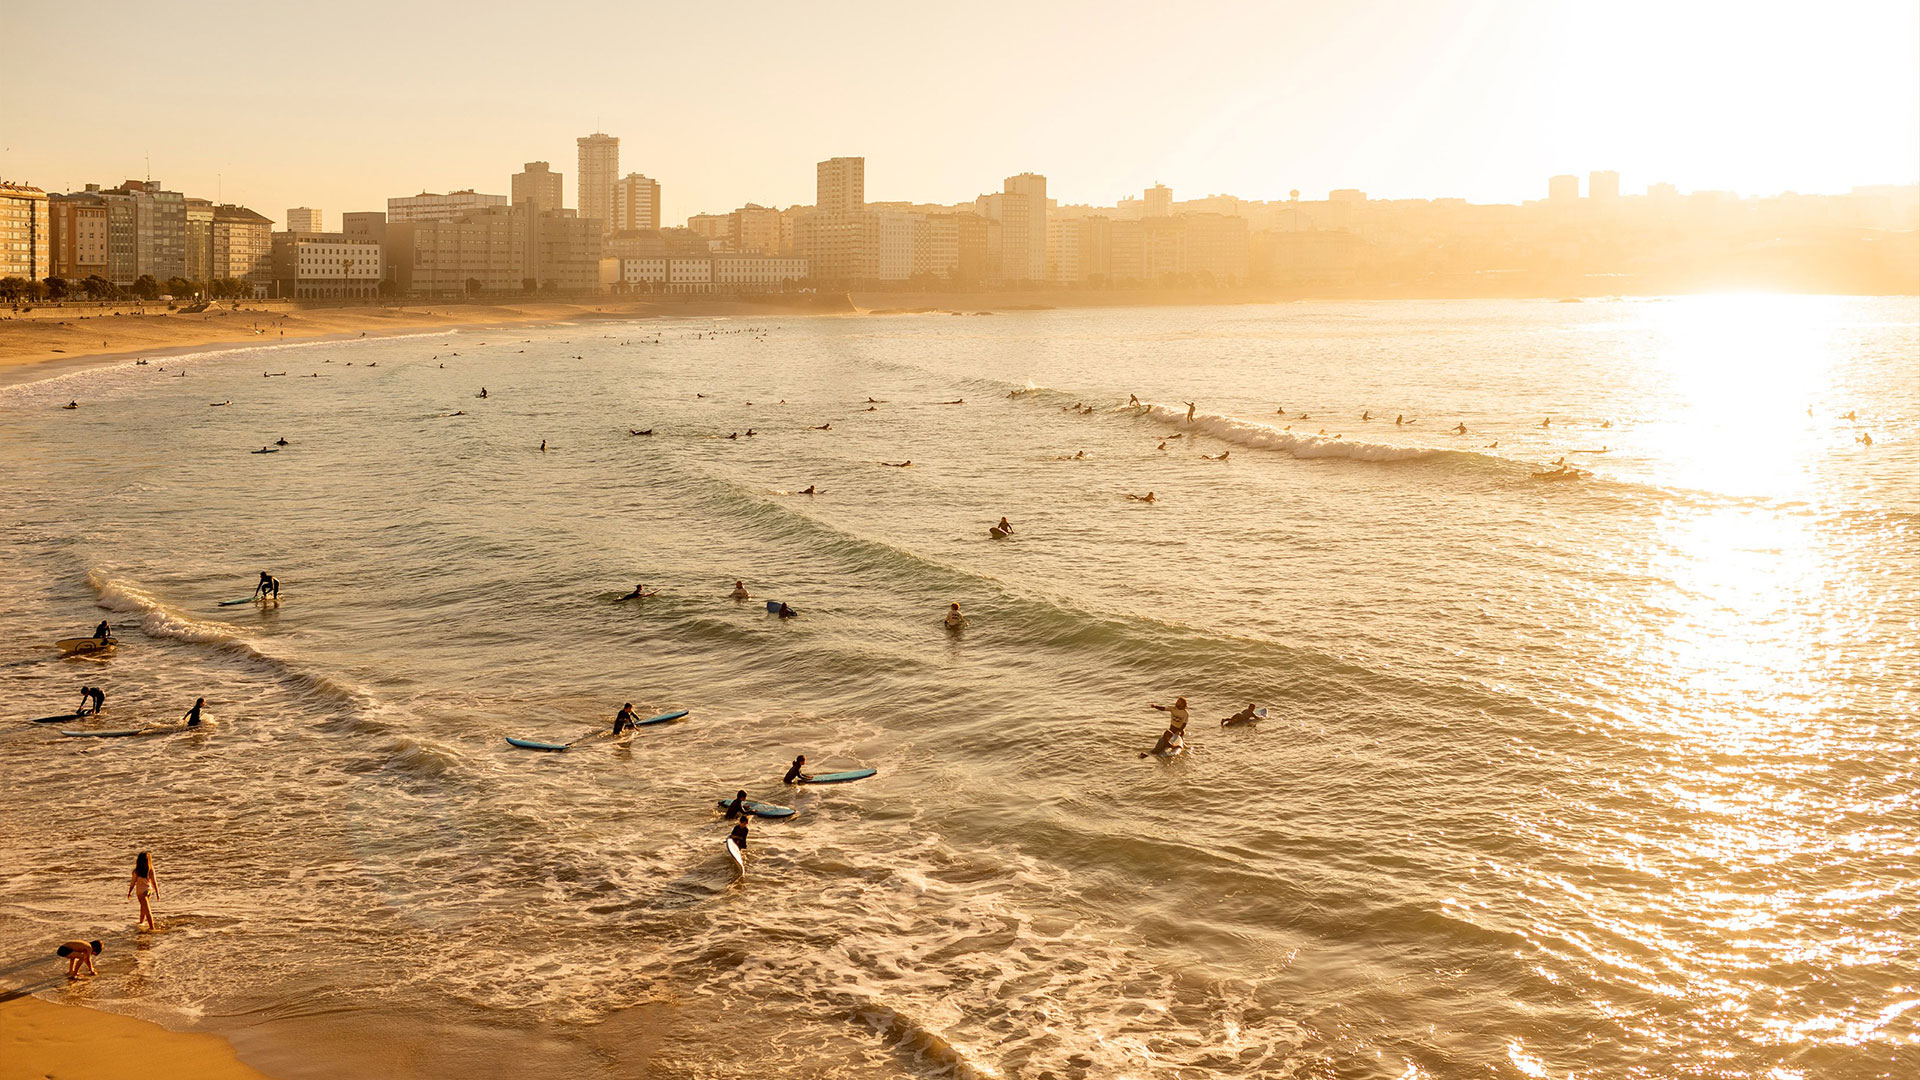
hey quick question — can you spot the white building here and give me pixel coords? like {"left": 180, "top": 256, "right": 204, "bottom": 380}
{"left": 621, "top": 255, "right": 807, "bottom": 292}
{"left": 387, "top": 190, "right": 509, "bottom": 223}
{"left": 875, "top": 210, "right": 914, "bottom": 281}
{"left": 271, "top": 232, "right": 383, "bottom": 299}
{"left": 286, "top": 207, "right": 324, "bottom": 233}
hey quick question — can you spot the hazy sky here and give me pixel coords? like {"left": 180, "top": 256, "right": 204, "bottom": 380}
{"left": 5, "top": 0, "right": 1915, "bottom": 230}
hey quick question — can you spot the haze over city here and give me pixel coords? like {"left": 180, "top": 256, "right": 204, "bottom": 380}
{"left": 7, "top": 0, "right": 1917, "bottom": 223}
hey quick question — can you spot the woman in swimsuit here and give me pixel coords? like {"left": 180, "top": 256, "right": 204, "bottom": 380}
{"left": 129, "top": 851, "right": 159, "bottom": 930}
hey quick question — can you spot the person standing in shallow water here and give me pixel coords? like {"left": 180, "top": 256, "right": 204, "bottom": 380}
{"left": 129, "top": 851, "right": 158, "bottom": 930}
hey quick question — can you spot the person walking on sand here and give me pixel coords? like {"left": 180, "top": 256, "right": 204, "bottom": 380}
{"left": 1151, "top": 696, "right": 1191, "bottom": 734}
{"left": 58, "top": 940, "right": 102, "bottom": 978}
{"left": 129, "top": 851, "right": 159, "bottom": 930}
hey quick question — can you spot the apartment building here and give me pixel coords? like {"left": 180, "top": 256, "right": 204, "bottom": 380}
{"left": 387, "top": 190, "right": 509, "bottom": 223}
{"left": 212, "top": 205, "right": 275, "bottom": 289}
{"left": 286, "top": 207, "right": 324, "bottom": 233}
{"left": 611, "top": 174, "right": 660, "bottom": 232}
{"left": 618, "top": 254, "right": 806, "bottom": 292}
{"left": 271, "top": 232, "right": 382, "bottom": 298}
{"left": 49, "top": 190, "right": 108, "bottom": 282}
{"left": 0, "top": 182, "right": 50, "bottom": 280}
{"left": 512, "top": 162, "right": 563, "bottom": 213}
{"left": 185, "top": 198, "right": 214, "bottom": 283}
{"left": 999, "top": 173, "right": 1048, "bottom": 282}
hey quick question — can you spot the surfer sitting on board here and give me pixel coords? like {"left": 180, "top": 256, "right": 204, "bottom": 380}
{"left": 783, "top": 755, "right": 809, "bottom": 784}
{"left": 944, "top": 603, "right": 965, "bottom": 629}
{"left": 775, "top": 602, "right": 799, "bottom": 619}
{"left": 1222, "top": 703, "right": 1259, "bottom": 726}
{"left": 996, "top": 516, "right": 1013, "bottom": 536}
{"left": 1143, "top": 726, "right": 1184, "bottom": 758}
{"left": 731, "top": 580, "right": 750, "bottom": 600}
{"left": 612, "top": 703, "right": 637, "bottom": 735}
{"left": 1151, "top": 696, "right": 1191, "bottom": 733}
{"left": 723, "top": 790, "right": 751, "bottom": 819}
{"left": 729, "top": 817, "right": 751, "bottom": 850}
{"left": 93, "top": 620, "right": 111, "bottom": 641}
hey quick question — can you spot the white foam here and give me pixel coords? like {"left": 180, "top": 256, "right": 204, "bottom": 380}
{"left": 1144, "top": 402, "right": 1442, "bottom": 463}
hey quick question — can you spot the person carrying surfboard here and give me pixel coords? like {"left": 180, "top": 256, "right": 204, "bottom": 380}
{"left": 612, "top": 703, "right": 636, "bottom": 735}
{"left": 728, "top": 817, "right": 751, "bottom": 850}
{"left": 723, "top": 790, "right": 751, "bottom": 819}
{"left": 783, "top": 754, "right": 809, "bottom": 784}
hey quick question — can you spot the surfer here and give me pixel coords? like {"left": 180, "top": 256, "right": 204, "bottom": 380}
{"left": 92, "top": 620, "right": 111, "bottom": 641}
{"left": 775, "top": 602, "right": 799, "bottom": 619}
{"left": 1453, "top": 422, "right": 1468, "bottom": 435}
{"left": 729, "top": 817, "right": 751, "bottom": 850}
{"left": 881, "top": 460, "right": 910, "bottom": 467}
{"left": 811, "top": 423, "right": 831, "bottom": 431}
{"left": 1129, "top": 394, "right": 1140, "bottom": 407}
{"left": 58, "top": 940, "right": 102, "bottom": 979}
{"left": 1156, "top": 441, "right": 1168, "bottom": 451}
{"left": 867, "top": 397, "right": 885, "bottom": 403}
{"left": 1858, "top": 432, "right": 1873, "bottom": 446}
{"left": 1127, "top": 492, "right": 1157, "bottom": 502}
{"left": 995, "top": 516, "right": 1013, "bottom": 536}
{"left": 1222, "top": 703, "right": 1260, "bottom": 726}
{"left": 1151, "top": 696, "right": 1191, "bottom": 734}
{"left": 479, "top": 388, "right": 488, "bottom": 398}
{"left": 727, "top": 432, "right": 738, "bottom": 440}
{"left": 274, "top": 437, "right": 288, "bottom": 446}
{"left": 731, "top": 580, "right": 750, "bottom": 599}
{"left": 723, "top": 790, "right": 751, "bottom": 819}
{"left": 1184, "top": 401, "right": 1196, "bottom": 421}
{"left": 783, "top": 754, "right": 809, "bottom": 784}
{"left": 78, "top": 685, "right": 105, "bottom": 715}
{"left": 619, "top": 584, "right": 654, "bottom": 600}
{"left": 1541, "top": 417, "right": 1552, "bottom": 429}
{"left": 745, "top": 429, "right": 756, "bottom": 437}
{"left": 182, "top": 697, "right": 206, "bottom": 728}
{"left": 129, "top": 852, "right": 159, "bottom": 931}
{"left": 1202, "top": 451, "right": 1229, "bottom": 461}
{"left": 944, "top": 603, "right": 965, "bottom": 629}
{"left": 939, "top": 399, "right": 964, "bottom": 405}
{"left": 64, "top": 401, "right": 78, "bottom": 409}
{"left": 612, "top": 703, "right": 637, "bottom": 735}
{"left": 630, "top": 428, "right": 652, "bottom": 436}
{"left": 799, "top": 485, "right": 817, "bottom": 495}
{"left": 540, "top": 440, "right": 547, "bottom": 452}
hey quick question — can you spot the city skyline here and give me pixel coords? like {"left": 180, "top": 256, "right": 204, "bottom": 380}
{"left": 4, "top": 0, "right": 1915, "bottom": 231}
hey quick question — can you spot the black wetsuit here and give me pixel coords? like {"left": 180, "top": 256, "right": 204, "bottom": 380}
{"left": 86, "top": 687, "right": 105, "bottom": 713}
{"left": 724, "top": 794, "right": 750, "bottom": 819}
{"left": 729, "top": 821, "right": 750, "bottom": 849}
{"left": 783, "top": 759, "right": 806, "bottom": 784}
{"left": 613, "top": 706, "right": 635, "bottom": 735}
{"left": 183, "top": 702, "right": 204, "bottom": 727}
{"left": 93, "top": 621, "right": 110, "bottom": 640}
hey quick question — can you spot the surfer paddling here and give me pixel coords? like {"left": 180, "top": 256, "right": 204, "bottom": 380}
{"left": 1221, "top": 703, "right": 1261, "bottom": 726}
{"left": 619, "top": 584, "right": 655, "bottom": 600}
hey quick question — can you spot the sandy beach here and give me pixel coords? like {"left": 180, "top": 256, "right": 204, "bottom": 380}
{"left": 0, "top": 996, "right": 274, "bottom": 1080}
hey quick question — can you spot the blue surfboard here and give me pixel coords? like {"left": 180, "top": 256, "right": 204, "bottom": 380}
{"left": 505, "top": 736, "right": 571, "bottom": 751}
{"left": 62, "top": 728, "right": 150, "bottom": 738}
{"left": 716, "top": 799, "right": 796, "bottom": 818}
{"left": 801, "top": 768, "right": 877, "bottom": 785}
{"left": 219, "top": 597, "right": 261, "bottom": 606}
{"left": 507, "top": 710, "right": 688, "bottom": 750}
{"left": 765, "top": 600, "right": 781, "bottom": 613}
{"left": 635, "top": 709, "right": 689, "bottom": 726}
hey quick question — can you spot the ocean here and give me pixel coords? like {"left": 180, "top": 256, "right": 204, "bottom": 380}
{"left": 1, "top": 295, "right": 1915, "bottom": 1079}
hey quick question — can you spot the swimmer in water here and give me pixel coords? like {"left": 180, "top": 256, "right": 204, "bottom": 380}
{"left": 944, "top": 603, "right": 965, "bottom": 629}
{"left": 1127, "top": 491, "right": 1157, "bottom": 502}
{"left": 1454, "top": 422, "right": 1468, "bottom": 435}
{"left": 731, "top": 580, "right": 750, "bottom": 600}
{"left": 1361, "top": 411, "right": 1371, "bottom": 421}
{"left": 799, "top": 485, "right": 816, "bottom": 495}
{"left": 1541, "top": 417, "right": 1552, "bottom": 428}
{"left": 1157, "top": 441, "right": 1168, "bottom": 450}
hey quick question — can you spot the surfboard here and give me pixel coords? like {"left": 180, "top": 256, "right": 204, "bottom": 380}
{"left": 725, "top": 837, "right": 746, "bottom": 876}
{"left": 1153, "top": 734, "right": 1186, "bottom": 758}
{"left": 801, "top": 768, "right": 877, "bottom": 785}
{"left": 716, "top": 799, "right": 796, "bottom": 819}
{"left": 55, "top": 638, "right": 115, "bottom": 654}
{"left": 765, "top": 600, "right": 781, "bottom": 612}
{"left": 505, "top": 736, "right": 571, "bottom": 751}
{"left": 252, "top": 448, "right": 280, "bottom": 454}
{"left": 61, "top": 728, "right": 151, "bottom": 738}
{"left": 33, "top": 712, "right": 87, "bottom": 724}
{"left": 219, "top": 597, "right": 262, "bottom": 606}
{"left": 636, "top": 709, "right": 689, "bottom": 727}
{"left": 989, "top": 526, "right": 1010, "bottom": 539}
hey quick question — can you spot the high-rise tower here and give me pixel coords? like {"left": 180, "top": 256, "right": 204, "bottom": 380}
{"left": 576, "top": 133, "right": 619, "bottom": 233}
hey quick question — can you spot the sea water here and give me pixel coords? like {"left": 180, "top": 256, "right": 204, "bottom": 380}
{"left": 1, "top": 296, "right": 1915, "bottom": 1079}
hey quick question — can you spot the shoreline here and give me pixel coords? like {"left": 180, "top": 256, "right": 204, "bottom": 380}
{"left": 0, "top": 995, "right": 275, "bottom": 1080}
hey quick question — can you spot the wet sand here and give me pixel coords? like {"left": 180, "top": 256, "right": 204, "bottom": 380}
{"left": 0, "top": 996, "right": 275, "bottom": 1080}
